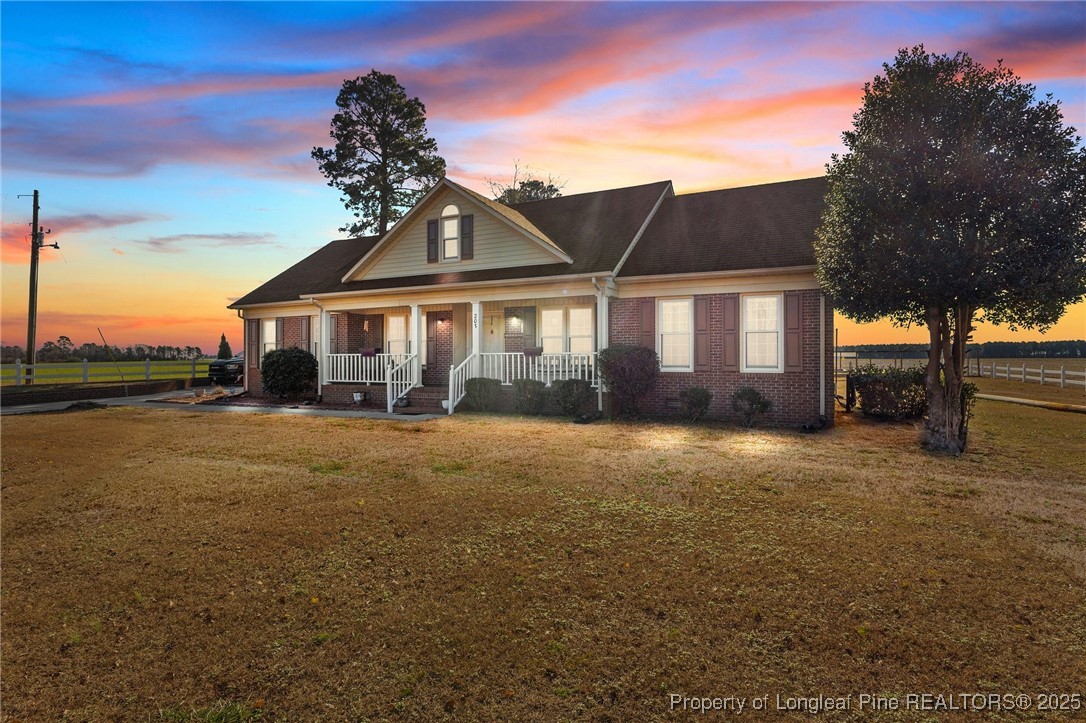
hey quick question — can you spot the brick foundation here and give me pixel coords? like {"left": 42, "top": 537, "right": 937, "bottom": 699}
{"left": 608, "top": 290, "right": 834, "bottom": 427}
{"left": 321, "top": 383, "right": 387, "bottom": 408}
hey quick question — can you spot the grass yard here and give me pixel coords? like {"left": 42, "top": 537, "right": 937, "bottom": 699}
{"left": 2, "top": 403, "right": 1084, "bottom": 720}
{"left": 0, "top": 360, "right": 210, "bottom": 386}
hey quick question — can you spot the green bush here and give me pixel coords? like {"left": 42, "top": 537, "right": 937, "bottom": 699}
{"left": 465, "top": 377, "right": 501, "bottom": 412}
{"left": 597, "top": 345, "right": 660, "bottom": 417}
{"left": 849, "top": 364, "right": 926, "bottom": 420}
{"left": 552, "top": 379, "right": 594, "bottom": 418}
{"left": 512, "top": 378, "right": 547, "bottom": 415}
{"left": 732, "top": 386, "right": 772, "bottom": 427}
{"left": 260, "top": 347, "right": 318, "bottom": 400}
{"left": 679, "top": 386, "right": 713, "bottom": 421}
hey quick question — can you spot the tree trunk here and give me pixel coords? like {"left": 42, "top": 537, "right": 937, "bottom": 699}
{"left": 922, "top": 304, "right": 971, "bottom": 455}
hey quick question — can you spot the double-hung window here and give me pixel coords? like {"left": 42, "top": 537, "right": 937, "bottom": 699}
{"left": 567, "top": 307, "right": 593, "bottom": 355}
{"left": 538, "top": 306, "right": 594, "bottom": 355}
{"left": 658, "top": 298, "right": 692, "bottom": 371}
{"left": 386, "top": 314, "right": 409, "bottom": 356}
{"left": 742, "top": 294, "right": 783, "bottom": 372}
{"left": 262, "top": 318, "right": 278, "bottom": 358}
{"left": 441, "top": 204, "right": 459, "bottom": 260}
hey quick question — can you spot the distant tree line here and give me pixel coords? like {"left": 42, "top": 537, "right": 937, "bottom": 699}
{"left": 1, "top": 336, "right": 205, "bottom": 364}
{"left": 839, "top": 340, "right": 1085, "bottom": 358}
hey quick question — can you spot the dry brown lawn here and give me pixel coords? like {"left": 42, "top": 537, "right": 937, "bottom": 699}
{"left": 2, "top": 402, "right": 1084, "bottom": 721}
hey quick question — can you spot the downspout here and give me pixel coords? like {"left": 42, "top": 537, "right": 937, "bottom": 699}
{"left": 237, "top": 309, "right": 245, "bottom": 392}
{"left": 819, "top": 293, "right": 826, "bottom": 421}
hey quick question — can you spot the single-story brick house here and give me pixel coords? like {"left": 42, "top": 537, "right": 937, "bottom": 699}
{"left": 229, "top": 176, "right": 834, "bottom": 425}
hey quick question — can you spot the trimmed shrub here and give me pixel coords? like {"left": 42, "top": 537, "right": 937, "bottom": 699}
{"left": 732, "top": 386, "right": 772, "bottom": 427}
{"left": 597, "top": 345, "right": 660, "bottom": 417}
{"left": 849, "top": 364, "right": 926, "bottom": 420}
{"left": 512, "top": 378, "right": 547, "bottom": 415}
{"left": 260, "top": 347, "right": 318, "bottom": 400}
{"left": 552, "top": 378, "right": 594, "bottom": 418}
{"left": 679, "top": 386, "right": 713, "bottom": 421}
{"left": 465, "top": 377, "right": 501, "bottom": 412}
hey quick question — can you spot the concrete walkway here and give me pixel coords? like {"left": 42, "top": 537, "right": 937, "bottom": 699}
{"left": 1, "top": 387, "right": 444, "bottom": 421}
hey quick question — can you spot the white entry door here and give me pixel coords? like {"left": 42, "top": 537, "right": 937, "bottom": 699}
{"left": 482, "top": 313, "right": 503, "bottom": 354}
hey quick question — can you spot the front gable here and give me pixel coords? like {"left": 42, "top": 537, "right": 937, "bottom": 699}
{"left": 343, "top": 181, "right": 571, "bottom": 283}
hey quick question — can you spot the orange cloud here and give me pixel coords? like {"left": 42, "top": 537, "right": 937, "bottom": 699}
{"left": 2, "top": 213, "right": 154, "bottom": 264}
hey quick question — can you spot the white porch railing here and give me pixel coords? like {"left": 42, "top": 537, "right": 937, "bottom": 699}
{"left": 479, "top": 352, "right": 597, "bottom": 387}
{"left": 447, "top": 352, "right": 477, "bottom": 415}
{"left": 386, "top": 353, "right": 418, "bottom": 413}
{"left": 326, "top": 353, "right": 408, "bottom": 384}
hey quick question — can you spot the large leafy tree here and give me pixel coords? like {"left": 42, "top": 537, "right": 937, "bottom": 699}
{"left": 816, "top": 46, "right": 1086, "bottom": 454}
{"left": 312, "top": 70, "right": 446, "bottom": 236}
{"left": 486, "top": 160, "right": 565, "bottom": 205}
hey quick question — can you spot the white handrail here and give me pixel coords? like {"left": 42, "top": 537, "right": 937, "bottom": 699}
{"left": 447, "top": 352, "right": 477, "bottom": 415}
{"left": 326, "top": 353, "right": 408, "bottom": 384}
{"left": 385, "top": 353, "right": 417, "bottom": 414}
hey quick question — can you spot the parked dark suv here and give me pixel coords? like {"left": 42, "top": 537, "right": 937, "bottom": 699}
{"left": 208, "top": 354, "right": 244, "bottom": 385}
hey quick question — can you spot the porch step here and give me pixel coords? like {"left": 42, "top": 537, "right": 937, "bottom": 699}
{"left": 398, "top": 386, "right": 448, "bottom": 414}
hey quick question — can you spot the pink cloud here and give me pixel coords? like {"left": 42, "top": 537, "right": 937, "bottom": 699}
{"left": 2, "top": 213, "right": 155, "bottom": 264}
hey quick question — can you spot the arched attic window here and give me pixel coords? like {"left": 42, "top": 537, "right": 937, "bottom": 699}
{"left": 427, "top": 203, "right": 474, "bottom": 263}
{"left": 441, "top": 204, "right": 460, "bottom": 260}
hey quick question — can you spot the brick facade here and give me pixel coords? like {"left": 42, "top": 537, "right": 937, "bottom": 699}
{"left": 608, "top": 290, "right": 833, "bottom": 427}
{"left": 503, "top": 306, "right": 534, "bottom": 353}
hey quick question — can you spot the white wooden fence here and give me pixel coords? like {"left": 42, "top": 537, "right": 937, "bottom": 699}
{"left": 972, "top": 361, "right": 1086, "bottom": 389}
{"left": 7, "top": 358, "right": 202, "bottom": 385}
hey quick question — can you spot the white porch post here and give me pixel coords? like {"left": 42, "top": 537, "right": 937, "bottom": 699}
{"left": 596, "top": 289, "right": 609, "bottom": 412}
{"left": 318, "top": 307, "right": 331, "bottom": 386}
{"left": 471, "top": 301, "right": 482, "bottom": 377}
{"left": 409, "top": 304, "right": 421, "bottom": 386}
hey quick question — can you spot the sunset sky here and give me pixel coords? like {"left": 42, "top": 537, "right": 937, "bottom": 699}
{"left": 2, "top": 1, "right": 1083, "bottom": 354}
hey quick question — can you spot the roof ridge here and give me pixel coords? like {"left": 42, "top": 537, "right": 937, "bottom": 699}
{"left": 671, "top": 176, "right": 826, "bottom": 199}
{"left": 509, "top": 179, "right": 672, "bottom": 206}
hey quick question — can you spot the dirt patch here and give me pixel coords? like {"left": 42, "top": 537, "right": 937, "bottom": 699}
{"left": 2, "top": 403, "right": 1084, "bottom": 720}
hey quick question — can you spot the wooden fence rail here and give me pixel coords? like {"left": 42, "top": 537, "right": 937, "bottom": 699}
{"left": 835, "top": 357, "right": 1086, "bottom": 389}
{"left": 4, "top": 358, "right": 202, "bottom": 386}
{"left": 971, "top": 360, "right": 1086, "bottom": 389}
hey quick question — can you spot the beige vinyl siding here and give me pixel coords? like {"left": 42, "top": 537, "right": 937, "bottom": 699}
{"left": 363, "top": 188, "right": 560, "bottom": 280}
{"left": 481, "top": 296, "right": 595, "bottom": 312}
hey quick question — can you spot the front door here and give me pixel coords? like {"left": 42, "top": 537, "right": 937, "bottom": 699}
{"left": 482, "top": 313, "right": 503, "bottom": 354}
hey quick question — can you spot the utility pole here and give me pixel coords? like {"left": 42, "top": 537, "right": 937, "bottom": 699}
{"left": 20, "top": 190, "right": 57, "bottom": 384}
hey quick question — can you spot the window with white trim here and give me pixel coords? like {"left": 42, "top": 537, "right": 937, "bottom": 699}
{"left": 540, "top": 308, "right": 564, "bottom": 354}
{"left": 742, "top": 294, "right": 783, "bottom": 372}
{"left": 537, "top": 306, "right": 594, "bottom": 354}
{"left": 386, "top": 314, "right": 408, "bottom": 356}
{"left": 568, "top": 307, "right": 593, "bottom": 355}
{"left": 261, "top": 318, "right": 277, "bottom": 358}
{"left": 658, "top": 298, "right": 692, "bottom": 371}
{"left": 441, "top": 204, "right": 459, "bottom": 260}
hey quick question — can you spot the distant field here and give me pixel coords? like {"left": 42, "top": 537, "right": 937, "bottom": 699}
{"left": 839, "top": 356, "right": 1086, "bottom": 372}
{"left": 1, "top": 360, "right": 212, "bottom": 386}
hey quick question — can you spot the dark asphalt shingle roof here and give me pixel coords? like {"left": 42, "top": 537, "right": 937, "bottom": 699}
{"left": 231, "top": 180, "right": 672, "bottom": 307}
{"left": 618, "top": 177, "right": 827, "bottom": 277}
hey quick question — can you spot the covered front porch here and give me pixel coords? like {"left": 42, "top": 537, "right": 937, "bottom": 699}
{"left": 316, "top": 295, "right": 604, "bottom": 413}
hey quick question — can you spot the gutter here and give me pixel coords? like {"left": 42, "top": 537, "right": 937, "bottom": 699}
{"left": 615, "top": 265, "right": 818, "bottom": 284}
